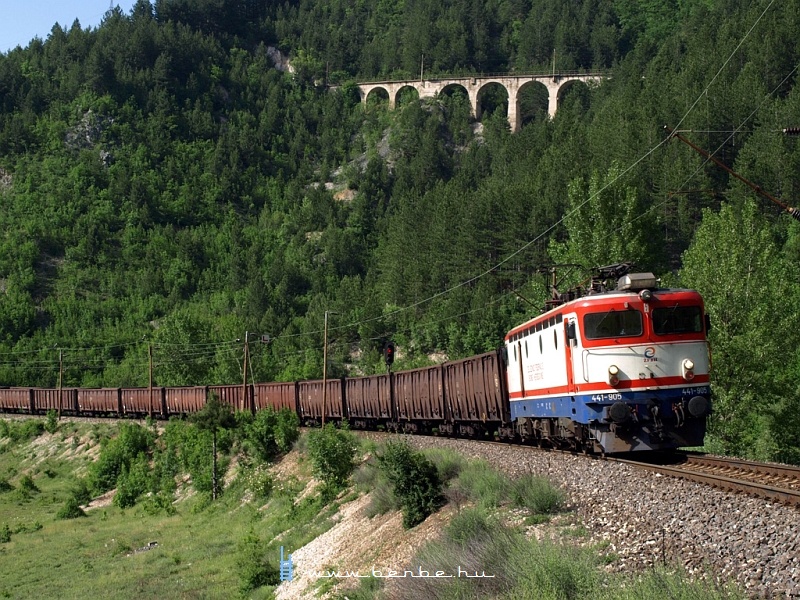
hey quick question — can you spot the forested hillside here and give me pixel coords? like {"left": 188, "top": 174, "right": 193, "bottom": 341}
{"left": 1, "top": 0, "right": 800, "bottom": 462}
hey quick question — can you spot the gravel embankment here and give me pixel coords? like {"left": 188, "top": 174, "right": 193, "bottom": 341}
{"left": 363, "top": 433, "right": 800, "bottom": 599}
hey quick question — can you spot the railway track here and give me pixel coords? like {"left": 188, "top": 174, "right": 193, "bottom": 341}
{"left": 456, "top": 436, "right": 800, "bottom": 508}
{"left": 614, "top": 452, "right": 800, "bottom": 507}
{"left": 357, "top": 431, "right": 800, "bottom": 508}
{"left": 418, "top": 433, "right": 800, "bottom": 508}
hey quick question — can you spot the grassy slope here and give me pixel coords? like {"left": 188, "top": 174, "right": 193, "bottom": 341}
{"left": 0, "top": 419, "right": 330, "bottom": 600}
{"left": 1, "top": 420, "right": 744, "bottom": 600}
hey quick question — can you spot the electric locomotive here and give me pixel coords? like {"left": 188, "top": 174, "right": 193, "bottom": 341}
{"left": 504, "top": 265, "right": 711, "bottom": 453}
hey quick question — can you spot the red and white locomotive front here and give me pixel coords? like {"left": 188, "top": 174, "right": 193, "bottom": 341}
{"left": 505, "top": 272, "right": 711, "bottom": 452}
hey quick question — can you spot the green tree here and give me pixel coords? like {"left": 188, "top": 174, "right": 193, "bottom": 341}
{"left": 681, "top": 200, "right": 800, "bottom": 461}
{"left": 549, "top": 162, "right": 658, "bottom": 272}
{"left": 305, "top": 424, "right": 358, "bottom": 494}
{"left": 377, "top": 441, "right": 443, "bottom": 529}
{"left": 191, "top": 392, "right": 236, "bottom": 500}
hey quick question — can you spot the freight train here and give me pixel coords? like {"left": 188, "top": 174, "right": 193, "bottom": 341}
{"left": 0, "top": 265, "right": 711, "bottom": 453}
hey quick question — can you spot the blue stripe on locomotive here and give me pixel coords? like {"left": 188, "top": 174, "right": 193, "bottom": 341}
{"left": 510, "top": 386, "right": 711, "bottom": 424}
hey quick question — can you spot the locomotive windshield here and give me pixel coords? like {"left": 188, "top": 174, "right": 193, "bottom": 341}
{"left": 653, "top": 305, "right": 703, "bottom": 335}
{"left": 583, "top": 310, "right": 643, "bottom": 339}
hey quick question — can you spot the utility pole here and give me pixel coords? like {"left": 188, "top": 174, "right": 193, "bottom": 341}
{"left": 321, "top": 311, "right": 338, "bottom": 425}
{"left": 58, "top": 349, "right": 63, "bottom": 418}
{"left": 322, "top": 314, "right": 329, "bottom": 425}
{"left": 148, "top": 344, "right": 154, "bottom": 418}
{"left": 242, "top": 331, "right": 250, "bottom": 413}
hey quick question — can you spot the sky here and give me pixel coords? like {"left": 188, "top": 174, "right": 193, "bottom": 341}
{"left": 1, "top": 0, "right": 138, "bottom": 54}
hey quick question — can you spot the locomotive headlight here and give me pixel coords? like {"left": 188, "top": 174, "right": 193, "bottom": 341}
{"left": 682, "top": 358, "right": 695, "bottom": 381}
{"left": 639, "top": 289, "right": 653, "bottom": 302}
{"left": 608, "top": 365, "right": 620, "bottom": 386}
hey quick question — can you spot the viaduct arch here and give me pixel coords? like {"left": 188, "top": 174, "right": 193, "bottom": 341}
{"left": 356, "top": 73, "right": 607, "bottom": 132}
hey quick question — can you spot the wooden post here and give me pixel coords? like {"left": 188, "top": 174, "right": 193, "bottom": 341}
{"left": 322, "top": 316, "right": 328, "bottom": 425}
{"left": 58, "top": 349, "right": 63, "bottom": 418}
{"left": 242, "top": 331, "right": 249, "bottom": 413}
{"left": 148, "top": 344, "right": 154, "bottom": 418}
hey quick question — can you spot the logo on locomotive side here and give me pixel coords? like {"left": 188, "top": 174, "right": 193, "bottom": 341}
{"left": 643, "top": 347, "right": 658, "bottom": 362}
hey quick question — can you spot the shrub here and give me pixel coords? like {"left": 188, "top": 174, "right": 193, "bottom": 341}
{"left": 45, "top": 410, "right": 58, "bottom": 434}
{"left": 87, "top": 423, "right": 154, "bottom": 495}
{"left": 237, "top": 529, "right": 279, "bottom": 593}
{"left": 425, "top": 448, "right": 466, "bottom": 482}
{"left": 395, "top": 509, "right": 517, "bottom": 600}
{"left": 274, "top": 409, "right": 300, "bottom": 453}
{"left": 56, "top": 496, "right": 87, "bottom": 520}
{"left": 450, "top": 460, "right": 510, "bottom": 509}
{"left": 7, "top": 420, "right": 45, "bottom": 442}
{"left": 377, "top": 442, "right": 443, "bottom": 528}
{"left": 0, "top": 478, "right": 13, "bottom": 493}
{"left": 141, "top": 490, "right": 177, "bottom": 516}
{"left": 352, "top": 460, "right": 380, "bottom": 491}
{"left": 250, "top": 469, "right": 275, "bottom": 501}
{"left": 446, "top": 506, "right": 494, "bottom": 544}
{"left": 18, "top": 475, "right": 38, "bottom": 493}
{"left": 245, "top": 409, "right": 279, "bottom": 461}
{"left": 244, "top": 408, "right": 300, "bottom": 462}
{"left": 364, "top": 481, "right": 397, "bottom": 518}
{"left": 0, "top": 524, "right": 10, "bottom": 543}
{"left": 13, "top": 521, "right": 42, "bottom": 534}
{"left": 114, "top": 454, "right": 152, "bottom": 508}
{"left": 69, "top": 479, "right": 92, "bottom": 505}
{"left": 150, "top": 444, "right": 179, "bottom": 499}
{"left": 306, "top": 424, "right": 358, "bottom": 490}
{"left": 163, "top": 421, "right": 214, "bottom": 496}
{"left": 353, "top": 460, "right": 399, "bottom": 517}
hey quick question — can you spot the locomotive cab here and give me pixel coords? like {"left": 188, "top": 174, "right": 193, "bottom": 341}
{"left": 505, "top": 269, "right": 712, "bottom": 453}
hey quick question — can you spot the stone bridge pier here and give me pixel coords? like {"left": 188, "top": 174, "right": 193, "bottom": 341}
{"left": 356, "top": 73, "right": 607, "bottom": 132}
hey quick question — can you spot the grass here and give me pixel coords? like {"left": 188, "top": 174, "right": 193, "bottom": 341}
{"left": 346, "top": 504, "right": 744, "bottom": 600}
{"left": 0, "top": 426, "right": 263, "bottom": 598}
{"left": 1, "top": 421, "right": 746, "bottom": 600}
{"left": 0, "top": 419, "right": 335, "bottom": 599}
{"left": 447, "top": 458, "right": 511, "bottom": 509}
{"left": 341, "top": 444, "right": 743, "bottom": 600}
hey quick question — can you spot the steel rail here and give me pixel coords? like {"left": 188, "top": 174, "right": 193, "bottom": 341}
{"left": 420, "top": 436, "right": 800, "bottom": 507}
{"left": 354, "top": 432, "right": 800, "bottom": 505}
{"left": 682, "top": 453, "right": 800, "bottom": 482}
{"left": 612, "top": 455, "right": 800, "bottom": 507}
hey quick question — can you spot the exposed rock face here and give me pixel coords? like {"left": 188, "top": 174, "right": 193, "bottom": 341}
{"left": 267, "top": 46, "right": 294, "bottom": 73}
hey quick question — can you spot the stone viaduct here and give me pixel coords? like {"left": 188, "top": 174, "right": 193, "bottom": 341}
{"left": 355, "top": 72, "right": 607, "bottom": 132}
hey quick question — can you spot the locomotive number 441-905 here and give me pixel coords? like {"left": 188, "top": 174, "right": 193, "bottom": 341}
{"left": 590, "top": 393, "right": 624, "bottom": 402}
